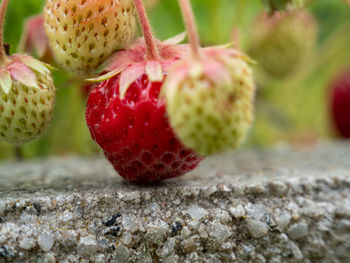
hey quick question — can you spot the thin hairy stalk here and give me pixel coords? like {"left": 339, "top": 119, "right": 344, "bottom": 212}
{"left": 134, "top": 0, "right": 158, "bottom": 60}
{"left": 0, "top": 0, "right": 10, "bottom": 63}
{"left": 178, "top": 0, "right": 201, "bottom": 58}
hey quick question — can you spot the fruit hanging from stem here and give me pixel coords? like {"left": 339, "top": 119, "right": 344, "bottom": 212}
{"left": 0, "top": 0, "right": 56, "bottom": 145}
{"left": 162, "top": 0, "right": 256, "bottom": 156}
{"left": 85, "top": 0, "right": 203, "bottom": 183}
{"left": 44, "top": 0, "right": 137, "bottom": 76}
{"left": 247, "top": 10, "right": 318, "bottom": 79}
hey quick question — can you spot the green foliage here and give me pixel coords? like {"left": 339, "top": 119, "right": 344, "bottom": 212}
{"left": 0, "top": 0, "right": 350, "bottom": 159}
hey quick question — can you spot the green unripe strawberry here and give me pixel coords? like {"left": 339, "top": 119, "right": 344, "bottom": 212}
{"left": 0, "top": 55, "right": 56, "bottom": 145}
{"left": 247, "top": 11, "right": 318, "bottom": 79}
{"left": 44, "top": 0, "right": 137, "bottom": 76}
{"left": 163, "top": 47, "right": 255, "bottom": 156}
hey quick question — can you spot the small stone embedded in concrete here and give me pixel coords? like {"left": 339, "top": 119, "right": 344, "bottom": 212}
{"left": 161, "top": 237, "right": 176, "bottom": 257}
{"left": 123, "top": 191, "right": 141, "bottom": 203}
{"left": 208, "top": 220, "right": 232, "bottom": 243}
{"left": 246, "top": 204, "right": 268, "bottom": 220}
{"left": 288, "top": 222, "right": 309, "bottom": 240}
{"left": 229, "top": 204, "right": 246, "bottom": 218}
{"left": 289, "top": 241, "right": 303, "bottom": 260}
{"left": 121, "top": 232, "right": 133, "bottom": 246}
{"left": 247, "top": 219, "right": 269, "bottom": 238}
{"left": 163, "top": 255, "right": 179, "bottom": 263}
{"left": 43, "top": 252, "right": 56, "bottom": 263}
{"left": 269, "top": 181, "right": 288, "bottom": 195}
{"left": 115, "top": 244, "right": 130, "bottom": 263}
{"left": 38, "top": 232, "right": 54, "bottom": 252}
{"left": 275, "top": 210, "right": 291, "bottom": 230}
{"left": 19, "top": 238, "right": 36, "bottom": 250}
{"left": 188, "top": 205, "right": 208, "bottom": 221}
{"left": 95, "top": 253, "right": 106, "bottom": 263}
{"left": 78, "top": 236, "right": 98, "bottom": 254}
{"left": 145, "top": 220, "right": 169, "bottom": 243}
{"left": 122, "top": 216, "right": 138, "bottom": 233}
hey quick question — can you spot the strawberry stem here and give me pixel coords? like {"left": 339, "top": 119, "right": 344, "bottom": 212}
{"left": 134, "top": 0, "right": 159, "bottom": 60}
{"left": 0, "top": 0, "right": 10, "bottom": 63}
{"left": 178, "top": 0, "right": 201, "bottom": 59}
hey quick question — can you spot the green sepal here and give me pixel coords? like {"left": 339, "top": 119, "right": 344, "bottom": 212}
{"left": 0, "top": 69, "right": 12, "bottom": 94}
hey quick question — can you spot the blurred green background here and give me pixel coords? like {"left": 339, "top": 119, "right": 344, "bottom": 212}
{"left": 1, "top": 0, "right": 350, "bottom": 159}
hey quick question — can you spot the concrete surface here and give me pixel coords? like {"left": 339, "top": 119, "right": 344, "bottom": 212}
{"left": 0, "top": 142, "right": 350, "bottom": 263}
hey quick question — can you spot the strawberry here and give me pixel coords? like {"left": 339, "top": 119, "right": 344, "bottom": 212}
{"left": 86, "top": 0, "right": 202, "bottom": 183}
{"left": 18, "top": 15, "right": 53, "bottom": 64}
{"left": 44, "top": 0, "right": 137, "bottom": 76}
{"left": 329, "top": 69, "right": 350, "bottom": 138}
{"left": 0, "top": 0, "right": 56, "bottom": 145}
{"left": 162, "top": 0, "right": 255, "bottom": 156}
{"left": 247, "top": 10, "right": 318, "bottom": 79}
{"left": 164, "top": 48, "right": 255, "bottom": 156}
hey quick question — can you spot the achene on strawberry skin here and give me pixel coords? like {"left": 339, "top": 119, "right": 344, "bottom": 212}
{"left": 86, "top": 73, "right": 203, "bottom": 183}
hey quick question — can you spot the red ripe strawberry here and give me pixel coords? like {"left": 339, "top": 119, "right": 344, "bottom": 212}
{"left": 86, "top": 0, "right": 202, "bottom": 183}
{"left": 329, "top": 69, "right": 350, "bottom": 138}
{"left": 87, "top": 72, "right": 202, "bottom": 183}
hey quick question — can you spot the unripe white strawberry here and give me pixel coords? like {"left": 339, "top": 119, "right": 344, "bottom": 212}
{"left": 0, "top": 0, "right": 55, "bottom": 145}
{"left": 44, "top": 0, "right": 137, "bottom": 76}
{"left": 163, "top": 47, "right": 255, "bottom": 156}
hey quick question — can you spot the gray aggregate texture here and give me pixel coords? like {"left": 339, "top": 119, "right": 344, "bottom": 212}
{"left": 0, "top": 142, "right": 350, "bottom": 263}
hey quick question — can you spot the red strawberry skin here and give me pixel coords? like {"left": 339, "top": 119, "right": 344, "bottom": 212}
{"left": 330, "top": 69, "right": 350, "bottom": 138}
{"left": 86, "top": 74, "right": 203, "bottom": 183}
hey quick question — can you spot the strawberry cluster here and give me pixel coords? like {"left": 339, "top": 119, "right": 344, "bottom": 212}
{"left": 1, "top": 0, "right": 259, "bottom": 184}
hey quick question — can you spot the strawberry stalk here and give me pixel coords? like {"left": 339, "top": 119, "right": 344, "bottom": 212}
{"left": 133, "top": 0, "right": 159, "bottom": 60}
{"left": 178, "top": 0, "right": 201, "bottom": 59}
{"left": 0, "top": 0, "right": 10, "bottom": 63}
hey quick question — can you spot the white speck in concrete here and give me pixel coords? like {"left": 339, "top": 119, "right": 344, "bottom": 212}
{"left": 247, "top": 219, "right": 268, "bottom": 238}
{"left": 43, "top": 252, "right": 56, "bottom": 263}
{"left": 163, "top": 254, "right": 179, "bottom": 263}
{"left": 161, "top": 237, "right": 176, "bottom": 257}
{"left": 78, "top": 236, "right": 98, "bottom": 254}
{"left": 115, "top": 244, "right": 130, "bottom": 263}
{"left": 121, "top": 232, "right": 133, "bottom": 246}
{"left": 246, "top": 204, "right": 268, "bottom": 220}
{"left": 289, "top": 241, "right": 303, "bottom": 260}
{"left": 19, "top": 237, "right": 36, "bottom": 250}
{"left": 95, "top": 254, "right": 106, "bottom": 263}
{"left": 275, "top": 210, "right": 291, "bottom": 230}
{"left": 208, "top": 220, "right": 232, "bottom": 243}
{"left": 124, "top": 191, "right": 141, "bottom": 203}
{"left": 288, "top": 222, "right": 309, "bottom": 240}
{"left": 122, "top": 216, "right": 138, "bottom": 233}
{"left": 38, "top": 232, "right": 54, "bottom": 252}
{"left": 229, "top": 204, "right": 246, "bottom": 218}
{"left": 173, "top": 199, "right": 181, "bottom": 205}
{"left": 188, "top": 205, "right": 208, "bottom": 221}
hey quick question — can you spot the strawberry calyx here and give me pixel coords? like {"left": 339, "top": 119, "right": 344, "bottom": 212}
{"left": 0, "top": 54, "right": 53, "bottom": 94}
{"left": 86, "top": 32, "right": 189, "bottom": 98}
{"left": 162, "top": 45, "right": 254, "bottom": 99}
